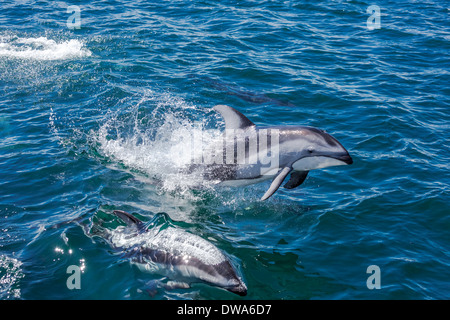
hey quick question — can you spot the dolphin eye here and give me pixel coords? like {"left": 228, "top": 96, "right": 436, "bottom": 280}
{"left": 307, "top": 146, "right": 314, "bottom": 153}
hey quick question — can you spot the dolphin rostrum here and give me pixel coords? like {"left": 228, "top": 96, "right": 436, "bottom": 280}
{"left": 192, "top": 105, "right": 353, "bottom": 200}
{"left": 101, "top": 210, "right": 247, "bottom": 296}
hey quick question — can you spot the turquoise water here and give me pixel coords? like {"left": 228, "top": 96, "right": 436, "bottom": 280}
{"left": 1, "top": 0, "right": 449, "bottom": 300}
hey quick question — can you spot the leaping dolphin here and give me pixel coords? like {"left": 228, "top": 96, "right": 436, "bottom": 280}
{"left": 193, "top": 105, "right": 353, "bottom": 200}
{"left": 101, "top": 210, "right": 247, "bottom": 296}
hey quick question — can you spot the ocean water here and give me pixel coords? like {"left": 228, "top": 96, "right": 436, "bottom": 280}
{"left": 0, "top": 0, "right": 449, "bottom": 300}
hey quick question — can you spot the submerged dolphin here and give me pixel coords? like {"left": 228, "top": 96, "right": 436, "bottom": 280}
{"left": 194, "top": 105, "right": 353, "bottom": 200}
{"left": 190, "top": 74, "right": 295, "bottom": 107}
{"left": 101, "top": 210, "right": 247, "bottom": 296}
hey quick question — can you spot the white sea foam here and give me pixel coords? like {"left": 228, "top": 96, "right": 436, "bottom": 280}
{"left": 0, "top": 36, "right": 92, "bottom": 60}
{"left": 0, "top": 255, "right": 24, "bottom": 299}
{"left": 93, "top": 91, "right": 223, "bottom": 196}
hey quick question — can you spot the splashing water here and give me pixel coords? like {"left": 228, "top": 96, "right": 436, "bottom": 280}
{"left": 93, "top": 90, "right": 225, "bottom": 197}
{"left": 0, "top": 255, "right": 24, "bottom": 299}
{"left": 0, "top": 36, "right": 91, "bottom": 60}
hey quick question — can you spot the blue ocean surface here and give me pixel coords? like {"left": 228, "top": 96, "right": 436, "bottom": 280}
{"left": 0, "top": 0, "right": 449, "bottom": 300}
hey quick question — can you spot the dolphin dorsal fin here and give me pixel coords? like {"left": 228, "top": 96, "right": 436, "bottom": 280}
{"left": 113, "top": 210, "right": 147, "bottom": 233}
{"left": 213, "top": 105, "right": 255, "bottom": 130}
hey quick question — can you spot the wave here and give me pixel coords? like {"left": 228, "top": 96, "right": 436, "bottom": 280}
{"left": 0, "top": 36, "right": 92, "bottom": 60}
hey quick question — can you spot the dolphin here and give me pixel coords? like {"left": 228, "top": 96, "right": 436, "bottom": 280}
{"left": 189, "top": 74, "right": 295, "bottom": 107}
{"left": 101, "top": 210, "right": 247, "bottom": 296}
{"left": 194, "top": 105, "right": 353, "bottom": 200}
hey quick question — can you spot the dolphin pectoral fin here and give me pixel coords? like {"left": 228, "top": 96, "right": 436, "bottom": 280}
{"left": 165, "top": 281, "right": 191, "bottom": 290}
{"left": 138, "top": 278, "right": 191, "bottom": 297}
{"left": 213, "top": 105, "right": 256, "bottom": 130}
{"left": 261, "top": 167, "right": 292, "bottom": 201}
{"left": 284, "top": 171, "right": 309, "bottom": 189}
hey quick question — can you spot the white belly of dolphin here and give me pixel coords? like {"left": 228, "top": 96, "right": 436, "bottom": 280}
{"left": 217, "top": 166, "right": 280, "bottom": 187}
{"left": 134, "top": 257, "right": 230, "bottom": 288}
{"left": 292, "top": 156, "right": 348, "bottom": 171}
{"left": 217, "top": 175, "right": 272, "bottom": 187}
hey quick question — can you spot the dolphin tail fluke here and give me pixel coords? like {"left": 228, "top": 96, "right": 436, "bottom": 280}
{"left": 261, "top": 167, "right": 292, "bottom": 201}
